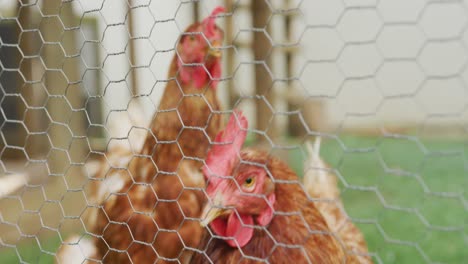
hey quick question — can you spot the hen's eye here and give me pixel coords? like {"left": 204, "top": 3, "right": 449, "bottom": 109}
{"left": 244, "top": 177, "right": 255, "bottom": 189}
{"left": 189, "top": 35, "right": 195, "bottom": 41}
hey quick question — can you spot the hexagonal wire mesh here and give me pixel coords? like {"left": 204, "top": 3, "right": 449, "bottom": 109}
{"left": 0, "top": 0, "right": 467, "bottom": 263}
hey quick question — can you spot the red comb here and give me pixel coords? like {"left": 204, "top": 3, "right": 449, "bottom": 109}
{"left": 202, "top": 6, "right": 226, "bottom": 38}
{"left": 203, "top": 110, "right": 248, "bottom": 182}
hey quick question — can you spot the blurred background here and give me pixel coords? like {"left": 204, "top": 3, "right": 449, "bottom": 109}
{"left": 0, "top": 0, "right": 466, "bottom": 263}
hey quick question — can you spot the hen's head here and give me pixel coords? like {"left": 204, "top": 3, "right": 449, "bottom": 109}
{"left": 201, "top": 110, "right": 276, "bottom": 248}
{"left": 176, "top": 6, "right": 225, "bottom": 89}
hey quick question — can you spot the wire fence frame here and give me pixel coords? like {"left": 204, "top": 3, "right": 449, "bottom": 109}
{"left": 0, "top": 0, "right": 467, "bottom": 263}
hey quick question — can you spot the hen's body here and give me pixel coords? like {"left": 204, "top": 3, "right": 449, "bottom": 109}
{"left": 304, "top": 139, "right": 372, "bottom": 263}
{"left": 92, "top": 7, "right": 225, "bottom": 263}
{"left": 93, "top": 67, "right": 222, "bottom": 264}
{"left": 192, "top": 149, "right": 345, "bottom": 263}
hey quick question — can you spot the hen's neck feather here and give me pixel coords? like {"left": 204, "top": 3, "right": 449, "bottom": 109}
{"left": 135, "top": 54, "right": 222, "bottom": 179}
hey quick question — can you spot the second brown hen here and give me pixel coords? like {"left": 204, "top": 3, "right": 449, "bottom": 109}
{"left": 91, "top": 7, "right": 226, "bottom": 264}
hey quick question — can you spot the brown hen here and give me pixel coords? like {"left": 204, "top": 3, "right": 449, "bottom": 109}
{"left": 191, "top": 111, "right": 346, "bottom": 263}
{"left": 91, "top": 7, "right": 226, "bottom": 264}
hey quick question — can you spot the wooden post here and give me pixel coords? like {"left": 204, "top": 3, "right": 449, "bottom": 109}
{"left": 17, "top": 2, "right": 47, "bottom": 157}
{"left": 193, "top": 1, "right": 200, "bottom": 23}
{"left": 251, "top": 0, "right": 275, "bottom": 141}
{"left": 127, "top": 0, "right": 139, "bottom": 96}
{"left": 224, "top": 0, "right": 237, "bottom": 109}
{"left": 41, "top": 0, "right": 87, "bottom": 174}
{"left": 284, "top": 0, "right": 300, "bottom": 136}
{"left": 284, "top": 2, "right": 322, "bottom": 136}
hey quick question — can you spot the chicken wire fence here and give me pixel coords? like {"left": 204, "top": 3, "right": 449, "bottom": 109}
{"left": 0, "top": 0, "right": 467, "bottom": 263}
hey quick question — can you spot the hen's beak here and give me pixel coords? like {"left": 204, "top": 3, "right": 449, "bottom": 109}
{"left": 200, "top": 192, "right": 229, "bottom": 227}
{"left": 207, "top": 40, "right": 222, "bottom": 58}
{"left": 208, "top": 49, "right": 222, "bottom": 58}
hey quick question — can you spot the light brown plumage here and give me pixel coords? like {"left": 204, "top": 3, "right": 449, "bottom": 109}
{"left": 303, "top": 138, "right": 372, "bottom": 263}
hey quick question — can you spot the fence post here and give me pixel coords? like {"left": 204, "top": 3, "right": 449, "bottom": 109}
{"left": 17, "top": 2, "right": 47, "bottom": 159}
{"left": 41, "top": 1, "right": 86, "bottom": 179}
{"left": 224, "top": 0, "right": 237, "bottom": 109}
{"left": 251, "top": 0, "right": 276, "bottom": 141}
{"left": 127, "top": 0, "right": 139, "bottom": 97}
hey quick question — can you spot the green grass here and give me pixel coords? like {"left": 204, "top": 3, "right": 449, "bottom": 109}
{"left": 0, "top": 235, "right": 62, "bottom": 264}
{"left": 1, "top": 135, "right": 466, "bottom": 263}
{"left": 286, "top": 135, "right": 467, "bottom": 264}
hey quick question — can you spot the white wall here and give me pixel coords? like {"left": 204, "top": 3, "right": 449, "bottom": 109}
{"left": 75, "top": 0, "right": 468, "bottom": 135}
{"left": 295, "top": 0, "right": 468, "bottom": 132}
{"left": 76, "top": 0, "right": 191, "bottom": 124}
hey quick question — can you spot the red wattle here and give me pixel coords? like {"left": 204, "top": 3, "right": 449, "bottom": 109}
{"left": 226, "top": 213, "right": 254, "bottom": 247}
{"left": 210, "top": 217, "right": 227, "bottom": 238}
{"left": 178, "top": 65, "right": 209, "bottom": 89}
{"left": 209, "top": 212, "right": 254, "bottom": 248}
{"left": 193, "top": 66, "right": 208, "bottom": 88}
